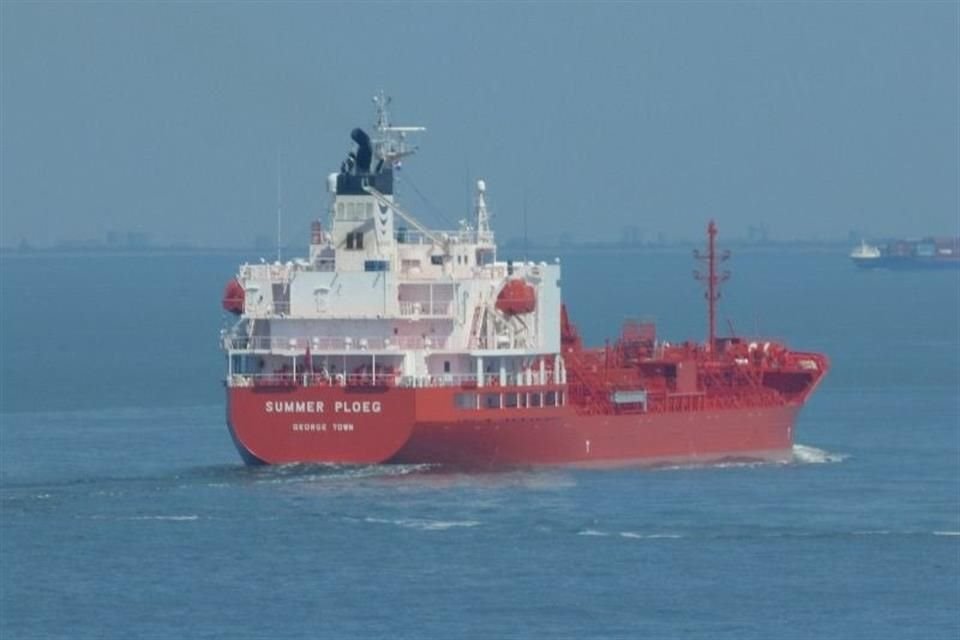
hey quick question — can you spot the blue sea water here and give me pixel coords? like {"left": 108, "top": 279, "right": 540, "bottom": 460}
{"left": 1, "top": 248, "right": 958, "bottom": 639}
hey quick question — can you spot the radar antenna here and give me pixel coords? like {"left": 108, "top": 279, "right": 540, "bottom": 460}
{"left": 371, "top": 90, "right": 426, "bottom": 169}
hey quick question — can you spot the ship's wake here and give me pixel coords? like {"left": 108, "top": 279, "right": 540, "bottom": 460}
{"left": 236, "top": 462, "right": 437, "bottom": 485}
{"left": 791, "top": 444, "right": 849, "bottom": 465}
{"left": 646, "top": 443, "right": 848, "bottom": 473}
{"left": 0, "top": 445, "right": 847, "bottom": 511}
{"left": 199, "top": 444, "right": 848, "bottom": 485}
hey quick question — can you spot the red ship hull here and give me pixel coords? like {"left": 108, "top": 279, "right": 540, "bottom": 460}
{"left": 227, "top": 385, "right": 800, "bottom": 467}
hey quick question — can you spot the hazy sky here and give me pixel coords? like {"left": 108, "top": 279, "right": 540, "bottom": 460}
{"left": 2, "top": 2, "right": 957, "bottom": 247}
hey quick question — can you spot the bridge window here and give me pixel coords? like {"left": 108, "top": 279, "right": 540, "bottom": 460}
{"left": 545, "top": 391, "right": 557, "bottom": 407}
{"left": 346, "top": 231, "right": 364, "bottom": 250}
{"left": 504, "top": 393, "right": 519, "bottom": 409}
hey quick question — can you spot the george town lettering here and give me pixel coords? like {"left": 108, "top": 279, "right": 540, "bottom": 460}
{"left": 265, "top": 400, "right": 382, "bottom": 414}
{"left": 291, "top": 422, "right": 354, "bottom": 432}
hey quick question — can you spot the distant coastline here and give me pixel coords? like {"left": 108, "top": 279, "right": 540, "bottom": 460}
{"left": 0, "top": 245, "right": 258, "bottom": 259}
{"left": 1, "top": 237, "right": 857, "bottom": 259}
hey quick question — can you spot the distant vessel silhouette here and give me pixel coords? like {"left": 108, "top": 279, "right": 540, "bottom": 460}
{"left": 851, "top": 237, "right": 960, "bottom": 269}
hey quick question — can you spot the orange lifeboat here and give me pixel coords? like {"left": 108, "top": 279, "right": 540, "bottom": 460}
{"left": 496, "top": 279, "right": 536, "bottom": 315}
{"left": 222, "top": 279, "right": 245, "bottom": 315}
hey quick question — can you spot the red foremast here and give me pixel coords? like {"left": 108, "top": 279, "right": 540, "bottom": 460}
{"left": 694, "top": 220, "right": 730, "bottom": 354}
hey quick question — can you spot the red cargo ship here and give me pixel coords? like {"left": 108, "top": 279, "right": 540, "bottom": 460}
{"left": 221, "top": 95, "right": 828, "bottom": 467}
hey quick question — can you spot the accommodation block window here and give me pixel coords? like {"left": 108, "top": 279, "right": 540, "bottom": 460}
{"left": 346, "top": 232, "right": 364, "bottom": 250}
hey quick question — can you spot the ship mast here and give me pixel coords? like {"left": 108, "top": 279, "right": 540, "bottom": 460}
{"left": 371, "top": 90, "right": 425, "bottom": 169}
{"left": 694, "top": 220, "right": 730, "bottom": 354}
{"left": 475, "top": 179, "right": 491, "bottom": 237}
{"left": 276, "top": 152, "right": 282, "bottom": 262}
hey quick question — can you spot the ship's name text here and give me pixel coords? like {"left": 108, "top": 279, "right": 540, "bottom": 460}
{"left": 264, "top": 400, "right": 382, "bottom": 414}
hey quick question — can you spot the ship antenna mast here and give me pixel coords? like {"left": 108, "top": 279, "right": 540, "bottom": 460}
{"left": 371, "top": 90, "right": 425, "bottom": 170}
{"left": 475, "top": 179, "right": 491, "bottom": 236}
{"left": 694, "top": 220, "right": 730, "bottom": 354}
{"left": 276, "top": 151, "right": 282, "bottom": 262}
{"left": 522, "top": 187, "right": 529, "bottom": 259}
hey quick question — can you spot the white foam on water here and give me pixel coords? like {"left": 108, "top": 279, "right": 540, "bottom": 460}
{"left": 417, "top": 520, "right": 481, "bottom": 531}
{"left": 792, "top": 444, "right": 849, "bottom": 465}
{"left": 619, "top": 532, "right": 684, "bottom": 539}
{"left": 251, "top": 463, "right": 436, "bottom": 486}
{"left": 366, "top": 464, "right": 436, "bottom": 478}
{"left": 645, "top": 445, "right": 846, "bottom": 473}
{"left": 933, "top": 530, "right": 960, "bottom": 536}
{"left": 651, "top": 458, "right": 779, "bottom": 473}
{"left": 577, "top": 529, "right": 609, "bottom": 537}
{"left": 88, "top": 514, "right": 200, "bottom": 521}
{"left": 363, "top": 516, "right": 479, "bottom": 531}
{"left": 710, "top": 461, "right": 767, "bottom": 469}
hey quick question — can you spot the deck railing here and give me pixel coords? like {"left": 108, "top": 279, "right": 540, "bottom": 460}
{"left": 229, "top": 373, "right": 400, "bottom": 388}
{"left": 396, "top": 372, "right": 563, "bottom": 388}
{"left": 225, "top": 335, "right": 450, "bottom": 352}
{"left": 227, "top": 371, "right": 565, "bottom": 389}
{"left": 398, "top": 300, "right": 454, "bottom": 317}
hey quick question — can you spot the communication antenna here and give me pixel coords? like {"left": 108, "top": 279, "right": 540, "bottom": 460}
{"left": 693, "top": 220, "right": 730, "bottom": 354}
{"left": 523, "top": 187, "right": 529, "bottom": 260}
{"left": 370, "top": 90, "right": 425, "bottom": 169}
{"left": 465, "top": 159, "right": 471, "bottom": 218}
{"left": 276, "top": 151, "right": 282, "bottom": 262}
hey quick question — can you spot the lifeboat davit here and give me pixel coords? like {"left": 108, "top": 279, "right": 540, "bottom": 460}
{"left": 496, "top": 279, "right": 537, "bottom": 315}
{"left": 222, "top": 279, "right": 245, "bottom": 315}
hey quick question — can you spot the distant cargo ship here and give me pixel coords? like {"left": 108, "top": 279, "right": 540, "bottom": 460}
{"left": 851, "top": 237, "right": 960, "bottom": 269}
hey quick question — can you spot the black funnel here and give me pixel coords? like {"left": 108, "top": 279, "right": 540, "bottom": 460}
{"left": 350, "top": 128, "right": 373, "bottom": 173}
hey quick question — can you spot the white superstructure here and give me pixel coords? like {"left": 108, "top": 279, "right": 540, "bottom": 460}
{"left": 223, "top": 95, "right": 565, "bottom": 389}
{"left": 850, "top": 240, "right": 881, "bottom": 260}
